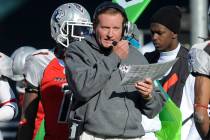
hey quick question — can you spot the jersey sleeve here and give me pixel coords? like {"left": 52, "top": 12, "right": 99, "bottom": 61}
{"left": 24, "top": 49, "right": 55, "bottom": 88}
{"left": 0, "top": 77, "right": 18, "bottom": 121}
{"left": 188, "top": 41, "right": 210, "bottom": 77}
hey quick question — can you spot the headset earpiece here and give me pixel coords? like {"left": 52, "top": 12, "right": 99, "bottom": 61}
{"left": 123, "top": 21, "right": 134, "bottom": 36}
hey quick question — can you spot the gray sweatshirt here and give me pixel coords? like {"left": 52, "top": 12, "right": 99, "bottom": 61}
{"left": 65, "top": 35, "right": 166, "bottom": 138}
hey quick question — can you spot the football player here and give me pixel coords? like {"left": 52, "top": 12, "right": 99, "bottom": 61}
{"left": 188, "top": 6, "right": 210, "bottom": 140}
{"left": 0, "top": 52, "right": 18, "bottom": 140}
{"left": 11, "top": 46, "right": 45, "bottom": 140}
{"left": 16, "top": 3, "right": 92, "bottom": 140}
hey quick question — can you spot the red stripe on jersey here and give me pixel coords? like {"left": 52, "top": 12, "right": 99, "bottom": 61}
{"left": 163, "top": 73, "right": 178, "bottom": 92}
{"left": 0, "top": 98, "right": 17, "bottom": 107}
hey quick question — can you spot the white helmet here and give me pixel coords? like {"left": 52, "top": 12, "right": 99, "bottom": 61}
{"left": 11, "top": 46, "right": 37, "bottom": 81}
{"left": 50, "top": 3, "right": 93, "bottom": 48}
{"left": 0, "top": 52, "right": 13, "bottom": 79}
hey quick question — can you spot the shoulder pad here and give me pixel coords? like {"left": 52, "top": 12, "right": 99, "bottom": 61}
{"left": 0, "top": 52, "right": 13, "bottom": 79}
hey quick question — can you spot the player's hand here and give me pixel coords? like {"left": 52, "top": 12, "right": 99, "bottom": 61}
{"left": 112, "top": 40, "right": 129, "bottom": 60}
{"left": 135, "top": 78, "right": 153, "bottom": 100}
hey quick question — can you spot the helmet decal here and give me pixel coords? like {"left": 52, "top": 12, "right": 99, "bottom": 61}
{"left": 54, "top": 8, "right": 65, "bottom": 23}
{"left": 74, "top": 3, "right": 84, "bottom": 13}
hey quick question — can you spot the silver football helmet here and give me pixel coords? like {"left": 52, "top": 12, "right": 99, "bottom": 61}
{"left": 51, "top": 3, "right": 93, "bottom": 48}
{"left": 11, "top": 46, "right": 37, "bottom": 81}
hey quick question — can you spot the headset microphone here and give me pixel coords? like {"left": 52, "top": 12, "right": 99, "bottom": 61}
{"left": 112, "top": 36, "right": 141, "bottom": 49}
{"left": 112, "top": 41, "right": 118, "bottom": 46}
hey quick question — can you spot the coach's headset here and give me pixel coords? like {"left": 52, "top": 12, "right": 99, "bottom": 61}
{"left": 93, "top": 1, "right": 133, "bottom": 37}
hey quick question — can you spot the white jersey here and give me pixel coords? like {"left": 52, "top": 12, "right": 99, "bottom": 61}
{"left": 0, "top": 52, "right": 13, "bottom": 79}
{"left": 188, "top": 40, "right": 210, "bottom": 77}
{"left": 0, "top": 52, "right": 18, "bottom": 121}
{"left": 24, "top": 49, "right": 70, "bottom": 139}
{"left": 180, "top": 75, "right": 201, "bottom": 140}
{"left": 24, "top": 49, "right": 55, "bottom": 88}
{"left": 0, "top": 77, "right": 18, "bottom": 121}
